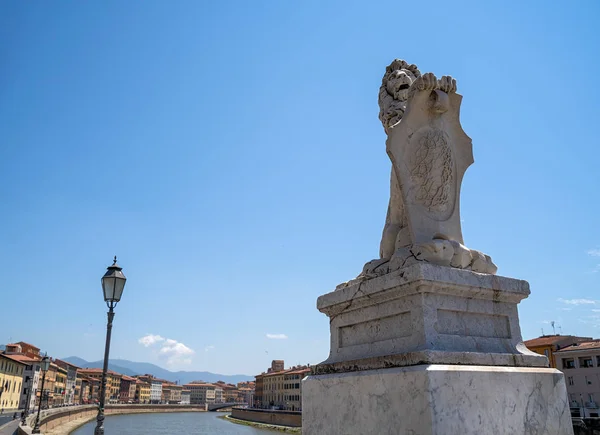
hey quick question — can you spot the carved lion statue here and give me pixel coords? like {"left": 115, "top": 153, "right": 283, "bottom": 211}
{"left": 336, "top": 59, "right": 496, "bottom": 290}
{"left": 378, "top": 59, "right": 421, "bottom": 134}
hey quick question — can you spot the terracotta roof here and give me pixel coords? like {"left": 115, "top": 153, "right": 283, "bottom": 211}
{"left": 77, "top": 374, "right": 94, "bottom": 382}
{"left": 524, "top": 335, "right": 592, "bottom": 348}
{"left": 2, "top": 354, "right": 40, "bottom": 363}
{"left": 288, "top": 368, "right": 311, "bottom": 375}
{"left": 54, "top": 358, "right": 81, "bottom": 369}
{"left": 16, "top": 342, "right": 40, "bottom": 351}
{"left": 262, "top": 365, "right": 310, "bottom": 378}
{"left": 556, "top": 340, "right": 600, "bottom": 352}
{"left": 183, "top": 383, "right": 215, "bottom": 388}
{"left": 79, "top": 368, "right": 121, "bottom": 376}
{"left": 51, "top": 363, "right": 68, "bottom": 373}
{"left": 121, "top": 375, "right": 137, "bottom": 382}
{"left": 0, "top": 353, "right": 28, "bottom": 365}
{"left": 263, "top": 369, "right": 290, "bottom": 378}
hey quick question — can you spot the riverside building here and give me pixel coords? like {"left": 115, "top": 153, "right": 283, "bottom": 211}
{"left": 556, "top": 340, "right": 600, "bottom": 418}
{"left": 183, "top": 382, "right": 216, "bottom": 405}
{"left": 255, "top": 360, "right": 309, "bottom": 410}
{"left": 0, "top": 354, "right": 26, "bottom": 410}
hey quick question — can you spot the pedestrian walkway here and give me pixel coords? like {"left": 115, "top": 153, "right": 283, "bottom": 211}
{"left": 0, "top": 419, "right": 18, "bottom": 435}
{"left": 0, "top": 417, "right": 12, "bottom": 429}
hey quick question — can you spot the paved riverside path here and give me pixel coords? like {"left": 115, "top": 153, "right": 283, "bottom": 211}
{"left": 0, "top": 419, "right": 18, "bottom": 435}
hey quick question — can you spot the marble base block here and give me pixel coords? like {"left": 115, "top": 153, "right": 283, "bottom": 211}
{"left": 302, "top": 365, "right": 573, "bottom": 435}
{"left": 315, "top": 263, "right": 547, "bottom": 371}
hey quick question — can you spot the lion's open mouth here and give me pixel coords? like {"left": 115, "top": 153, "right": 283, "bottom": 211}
{"left": 398, "top": 84, "right": 410, "bottom": 90}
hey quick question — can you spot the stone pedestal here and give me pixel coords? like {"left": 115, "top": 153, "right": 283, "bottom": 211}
{"left": 302, "top": 264, "right": 573, "bottom": 434}
{"left": 303, "top": 365, "right": 573, "bottom": 435}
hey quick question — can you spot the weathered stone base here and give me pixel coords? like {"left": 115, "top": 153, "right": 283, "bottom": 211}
{"left": 302, "top": 365, "right": 573, "bottom": 435}
{"left": 317, "top": 263, "right": 547, "bottom": 368}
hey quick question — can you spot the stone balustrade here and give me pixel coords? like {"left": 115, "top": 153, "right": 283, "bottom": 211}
{"left": 18, "top": 404, "right": 207, "bottom": 434}
{"left": 231, "top": 407, "right": 301, "bottom": 427}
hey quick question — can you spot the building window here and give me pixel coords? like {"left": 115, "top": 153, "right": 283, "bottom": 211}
{"left": 544, "top": 349, "right": 549, "bottom": 357}
{"left": 568, "top": 377, "right": 574, "bottom": 386}
{"left": 580, "top": 357, "right": 594, "bottom": 368}
{"left": 563, "top": 358, "right": 575, "bottom": 369}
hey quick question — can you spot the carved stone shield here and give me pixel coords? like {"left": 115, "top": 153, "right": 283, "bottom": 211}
{"left": 386, "top": 90, "right": 473, "bottom": 246}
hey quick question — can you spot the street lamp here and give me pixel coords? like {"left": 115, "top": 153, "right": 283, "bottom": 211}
{"left": 94, "top": 256, "right": 126, "bottom": 435}
{"left": 32, "top": 355, "right": 50, "bottom": 434}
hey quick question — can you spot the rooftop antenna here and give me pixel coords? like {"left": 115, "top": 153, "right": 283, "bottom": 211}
{"left": 559, "top": 325, "right": 563, "bottom": 334}
{"left": 551, "top": 321, "right": 556, "bottom": 335}
{"left": 541, "top": 328, "right": 545, "bottom": 336}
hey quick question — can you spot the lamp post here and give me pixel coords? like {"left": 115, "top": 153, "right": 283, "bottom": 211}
{"left": 94, "top": 256, "right": 127, "bottom": 435}
{"left": 32, "top": 356, "right": 50, "bottom": 434}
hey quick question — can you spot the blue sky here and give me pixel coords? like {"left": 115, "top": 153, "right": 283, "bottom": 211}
{"left": 1, "top": 1, "right": 599, "bottom": 376}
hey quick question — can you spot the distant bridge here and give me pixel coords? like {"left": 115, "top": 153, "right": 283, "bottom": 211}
{"left": 208, "top": 402, "right": 248, "bottom": 411}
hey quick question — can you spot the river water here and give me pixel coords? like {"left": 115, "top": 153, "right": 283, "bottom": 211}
{"left": 71, "top": 412, "right": 274, "bottom": 434}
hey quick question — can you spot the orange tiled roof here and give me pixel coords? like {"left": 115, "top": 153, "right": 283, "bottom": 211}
{"left": 2, "top": 354, "right": 40, "bottom": 363}
{"left": 523, "top": 335, "right": 592, "bottom": 348}
{"left": 121, "top": 375, "right": 137, "bottom": 382}
{"left": 54, "top": 358, "right": 81, "bottom": 369}
{"left": 524, "top": 335, "right": 565, "bottom": 347}
{"left": 51, "top": 363, "right": 68, "bottom": 373}
{"left": 0, "top": 353, "right": 28, "bottom": 365}
{"left": 556, "top": 340, "right": 600, "bottom": 352}
{"left": 16, "top": 342, "right": 40, "bottom": 351}
{"left": 288, "top": 368, "right": 311, "bottom": 375}
{"left": 79, "top": 368, "right": 121, "bottom": 376}
{"left": 183, "top": 382, "right": 215, "bottom": 388}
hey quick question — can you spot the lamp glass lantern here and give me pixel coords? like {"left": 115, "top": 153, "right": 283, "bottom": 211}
{"left": 41, "top": 356, "right": 50, "bottom": 372}
{"left": 101, "top": 256, "right": 127, "bottom": 305}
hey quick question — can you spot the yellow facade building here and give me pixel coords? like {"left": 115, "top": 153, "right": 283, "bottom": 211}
{"left": 51, "top": 363, "right": 68, "bottom": 407}
{"left": 79, "top": 368, "right": 122, "bottom": 404}
{"left": 135, "top": 380, "right": 151, "bottom": 404}
{"left": 0, "top": 354, "right": 26, "bottom": 410}
{"left": 258, "top": 362, "right": 309, "bottom": 410}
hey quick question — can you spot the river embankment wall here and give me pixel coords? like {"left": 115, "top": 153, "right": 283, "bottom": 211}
{"left": 231, "top": 407, "right": 302, "bottom": 427}
{"left": 18, "top": 404, "right": 206, "bottom": 434}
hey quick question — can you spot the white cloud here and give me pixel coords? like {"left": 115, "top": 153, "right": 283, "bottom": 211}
{"left": 587, "top": 249, "right": 600, "bottom": 257}
{"left": 592, "top": 309, "right": 600, "bottom": 312}
{"left": 159, "top": 339, "right": 195, "bottom": 366}
{"left": 557, "top": 298, "right": 597, "bottom": 305}
{"left": 266, "top": 333, "right": 288, "bottom": 340}
{"left": 205, "top": 345, "right": 215, "bottom": 352}
{"left": 138, "top": 334, "right": 165, "bottom": 347}
{"left": 138, "top": 334, "right": 194, "bottom": 366}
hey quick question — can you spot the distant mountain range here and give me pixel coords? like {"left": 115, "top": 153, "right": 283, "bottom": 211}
{"left": 62, "top": 357, "right": 253, "bottom": 385}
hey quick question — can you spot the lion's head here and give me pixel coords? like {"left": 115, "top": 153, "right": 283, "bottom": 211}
{"left": 378, "top": 59, "right": 421, "bottom": 134}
